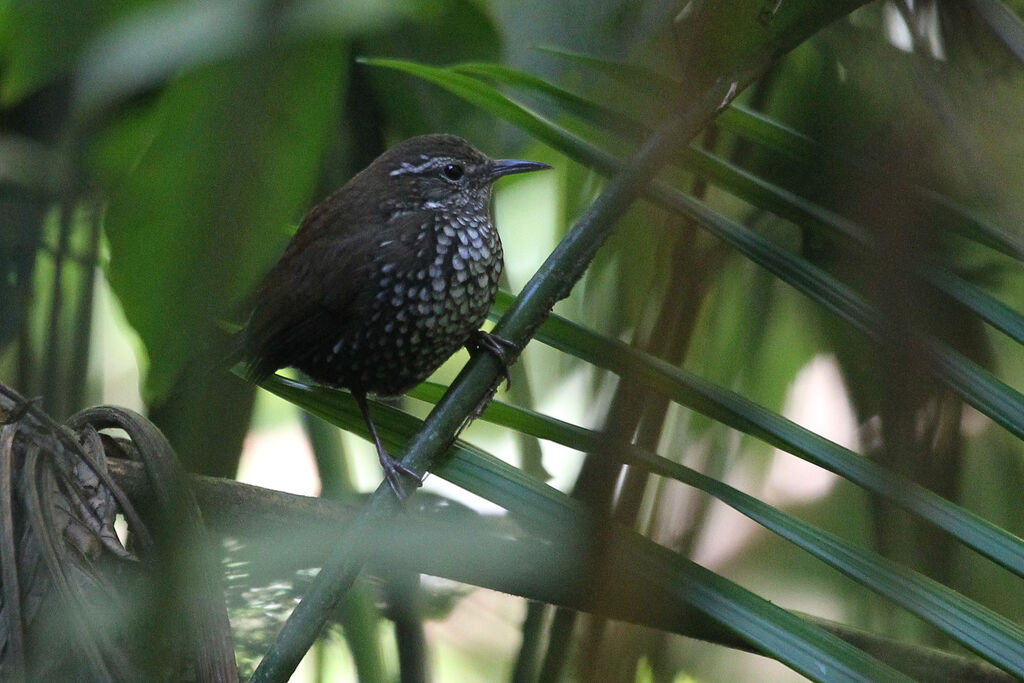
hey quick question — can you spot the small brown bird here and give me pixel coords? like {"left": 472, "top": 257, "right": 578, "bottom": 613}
{"left": 240, "top": 134, "right": 550, "bottom": 496}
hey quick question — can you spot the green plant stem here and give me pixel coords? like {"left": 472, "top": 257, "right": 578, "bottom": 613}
{"left": 498, "top": 271, "right": 549, "bottom": 481}
{"left": 585, "top": 224, "right": 721, "bottom": 679}
{"left": 250, "top": 82, "right": 736, "bottom": 683}
{"left": 537, "top": 609, "right": 577, "bottom": 683}
{"left": 389, "top": 571, "right": 427, "bottom": 683}
{"left": 534, "top": 379, "right": 642, "bottom": 676}
{"left": 41, "top": 203, "right": 73, "bottom": 417}
{"left": 511, "top": 601, "right": 548, "bottom": 683}
{"left": 66, "top": 203, "right": 102, "bottom": 415}
{"left": 302, "top": 414, "right": 387, "bottom": 683}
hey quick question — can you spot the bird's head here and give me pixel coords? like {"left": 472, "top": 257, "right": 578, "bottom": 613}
{"left": 370, "top": 134, "right": 550, "bottom": 214}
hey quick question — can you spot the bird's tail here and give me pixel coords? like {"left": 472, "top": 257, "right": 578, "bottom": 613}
{"left": 222, "top": 322, "right": 278, "bottom": 384}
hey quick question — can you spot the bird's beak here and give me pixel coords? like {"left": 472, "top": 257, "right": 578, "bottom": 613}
{"left": 486, "top": 158, "right": 552, "bottom": 180}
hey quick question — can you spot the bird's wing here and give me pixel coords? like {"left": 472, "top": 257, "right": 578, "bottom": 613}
{"left": 240, "top": 209, "right": 433, "bottom": 381}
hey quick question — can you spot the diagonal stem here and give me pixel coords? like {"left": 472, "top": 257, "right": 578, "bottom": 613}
{"left": 250, "top": 82, "right": 736, "bottom": 683}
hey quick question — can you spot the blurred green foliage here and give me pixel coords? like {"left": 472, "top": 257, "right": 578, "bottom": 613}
{"left": 2, "top": 1, "right": 1024, "bottom": 681}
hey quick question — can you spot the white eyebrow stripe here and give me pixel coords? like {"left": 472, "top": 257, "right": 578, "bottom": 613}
{"left": 389, "top": 158, "right": 442, "bottom": 176}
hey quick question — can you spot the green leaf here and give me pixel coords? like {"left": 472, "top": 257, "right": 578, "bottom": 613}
{"left": 408, "top": 381, "right": 1024, "bottom": 677}
{"left": 0, "top": 0, "right": 109, "bottom": 104}
{"left": 73, "top": 0, "right": 263, "bottom": 124}
{"left": 641, "top": 180, "right": 1024, "bottom": 444}
{"left": 359, "top": 58, "right": 1024, "bottom": 449}
{"left": 356, "top": 57, "right": 612, "bottom": 170}
{"left": 451, "top": 61, "right": 647, "bottom": 138}
{"left": 970, "top": 0, "right": 1024, "bottom": 64}
{"left": 533, "top": 45, "right": 679, "bottom": 95}
{"left": 923, "top": 265, "right": 1024, "bottom": 346}
{"left": 99, "top": 39, "right": 343, "bottom": 400}
{"left": 488, "top": 291, "right": 1024, "bottom": 581}
{"left": 456, "top": 56, "right": 1024, "bottom": 262}
{"left": 71, "top": 0, "right": 415, "bottom": 126}
{"left": 255, "top": 373, "right": 908, "bottom": 682}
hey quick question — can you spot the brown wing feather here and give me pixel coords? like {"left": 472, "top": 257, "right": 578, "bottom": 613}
{"left": 240, "top": 198, "right": 433, "bottom": 383}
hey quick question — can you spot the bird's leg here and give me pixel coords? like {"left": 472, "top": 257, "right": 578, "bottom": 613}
{"left": 353, "top": 391, "right": 422, "bottom": 499}
{"left": 466, "top": 330, "right": 518, "bottom": 389}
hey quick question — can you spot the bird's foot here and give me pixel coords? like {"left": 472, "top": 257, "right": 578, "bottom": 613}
{"left": 379, "top": 450, "right": 423, "bottom": 500}
{"left": 354, "top": 390, "right": 423, "bottom": 500}
{"left": 467, "top": 330, "right": 518, "bottom": 389}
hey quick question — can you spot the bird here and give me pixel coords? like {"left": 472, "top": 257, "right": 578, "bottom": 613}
{"left": 239, "top": 134, "right": 550, "bottom": 497}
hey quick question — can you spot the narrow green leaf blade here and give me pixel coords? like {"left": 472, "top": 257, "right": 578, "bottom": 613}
{"left": 410, "top": 383, "right": 1024, "bottom": 676}
{"left": 361, "top": 55, "right": 1024, "bottom": 515}
{"left": 922, "top": 266, "right": 1024, "bottom": 346}
{"left": 487, "top": 291, "right": 1024, "bottom": 580}
{"left": 456, "top": 56, "right": 1024, "bottom": 262}
{"left": 357, "top": 57, "right": 612, "bottom": 170}
{"left": 256, "top": 373, "right": 908, "bottom": 683}
{"left": 451, "top": 61, "right": 646, "bottom": 138}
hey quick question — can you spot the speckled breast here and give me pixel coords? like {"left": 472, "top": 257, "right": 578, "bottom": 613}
{"left": 323, "top": 211, "right": 503, "bottom": 396}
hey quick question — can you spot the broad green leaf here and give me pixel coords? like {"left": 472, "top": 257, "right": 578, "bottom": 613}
{"left": 99, "top": 40, "right": 343, "bottom": 400}
{"left": 70, "top": 0, "right": 414, "bottom": 126}
{"left": 0, "top": 0, "right": 111, "bottom": 104}
{"left": 73, "top": 0, "right": 264, "bottom": 125}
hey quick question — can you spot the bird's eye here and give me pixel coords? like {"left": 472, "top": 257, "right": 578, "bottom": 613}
{"left": 443, "top": 163, "right": 464, "bottom": 180}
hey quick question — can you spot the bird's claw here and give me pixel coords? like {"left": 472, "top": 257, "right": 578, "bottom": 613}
{"left": 468, "top": 331, "right": 518, "bottom": 389}
{"left": 380, "top": 452, "right": 423, "bottom": 500}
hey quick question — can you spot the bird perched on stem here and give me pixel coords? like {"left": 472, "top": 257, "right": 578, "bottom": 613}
{"left": 240, "top": 134, "right": 550, "bottom": 497}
